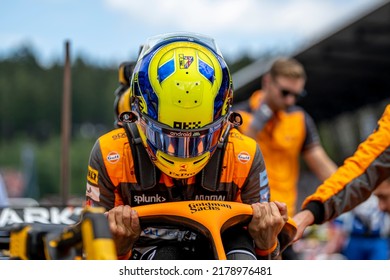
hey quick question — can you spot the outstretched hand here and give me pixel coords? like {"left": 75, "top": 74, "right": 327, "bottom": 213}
{"left": 106, "top": 205, "right": 141, "bottom": 256}
{"left": 248, "top": 201, "right": 288, "bottom": 250}
{"left": 292, "top": 210, "right": 315, "bottom": 242}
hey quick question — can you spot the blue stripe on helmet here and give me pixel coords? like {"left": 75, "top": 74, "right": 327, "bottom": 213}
{"left": 213, "top": 57, "right": 231, "bottom": 120}
{"left": 198, "top": 59, "right": 214, "bottom": 83}
{"left": 134, "top": 52, "right": 159, "bottom": 120}
{"left": 158, "top": 59, "right": 175, "bottom": 83}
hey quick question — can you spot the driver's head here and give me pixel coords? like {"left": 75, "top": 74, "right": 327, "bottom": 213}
{"left": 130, "top": 32, "right": 233, "bottom": 178}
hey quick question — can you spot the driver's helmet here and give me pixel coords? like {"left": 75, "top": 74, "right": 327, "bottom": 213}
{"left": 130, "top": 32, "right": 233, "bottom": 179}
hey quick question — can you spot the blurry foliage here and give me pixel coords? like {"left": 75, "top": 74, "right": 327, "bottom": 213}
{"left": 0, "top": 46, "right": 118, "bottom": 141}
{"left": 0, "top": 45, "right": 254, "bottom": 202}
{"left": 0, "top": 136, "right": 95, "bottom": 199}
{"left": 0, "top": 45, "right": 117, "bottom": 201}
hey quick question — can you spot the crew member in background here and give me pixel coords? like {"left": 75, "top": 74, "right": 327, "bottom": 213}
{"left": 234, "top": 58, "right": 337, "bottom": 259}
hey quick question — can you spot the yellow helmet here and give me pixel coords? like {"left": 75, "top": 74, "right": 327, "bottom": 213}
{"left": 131, "top": 32, "right": 233, "bottom": 179}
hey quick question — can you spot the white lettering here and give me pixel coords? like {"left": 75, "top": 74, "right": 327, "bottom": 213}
{"left": 0, "top": 207, "right": 83, "bottom": 227}
{"left": 169, "top": 131, "right": 192, "bottom": 137}
{"left": 134, "top": 194, "right": 167, "bottom": 204}
{"left": 49, "top": 207, "right": 83, "bottom": 224}
{"left": 195, "top": 195, "right": 225, "bottom": 201}
{"left": 24, "top": 207, "right": 50, "bottom": 223}
{"left": 0, "top": 208, "right": 23, "bottom": 227}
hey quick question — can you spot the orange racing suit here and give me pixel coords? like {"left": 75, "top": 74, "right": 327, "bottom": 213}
{"left": 236, "top": 90, "right": 320, "bottom": 216}
{"left": 302, "top": 105, "right": 390, "bottom": 224}
{"left": 85, "top": 127, "right": 270, "bottom": 259}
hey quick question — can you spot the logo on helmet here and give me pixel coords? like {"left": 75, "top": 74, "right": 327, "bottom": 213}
{"left": 169, "top": 170, "right": 196, "bottom": 177}
{"left": 173, "top": 121, "right": 201, "bottom": 129}
{"left": 179, "top": 54, "right": 194, "bottom": 69}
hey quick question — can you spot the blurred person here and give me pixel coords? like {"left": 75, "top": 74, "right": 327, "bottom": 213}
{"left": 113, "top": 61, "right": 135, "bottom": 128}
{"left": 234, "top": 58, "right": 337, "bottom": 259}
{"left": 84, "top": 32, "right": 293, "bottom": 260}
{"left": 322, "top": 192, "right": 390, "bottom": 260}
{"left": 0, "top": 172, "right": 9, "bottom": 207}
{"left": 2, "top": 169, "right": 25, "bottom": 198}
{"left": 374, "top": 174, "right": 390, "bottom": 213}
{"left": 293, "top": 105, "right": 390, "bottom": 242}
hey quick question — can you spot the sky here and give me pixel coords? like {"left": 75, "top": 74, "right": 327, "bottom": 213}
{"left": 0, "top": 0, "right": 386, "bottom": 67}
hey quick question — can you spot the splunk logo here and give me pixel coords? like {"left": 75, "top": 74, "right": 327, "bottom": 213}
{"left": 132, "top": 193, "right": 167, "bottom": 205}
{"left": 188, "top": 201, "right": 231, "bottom": 214}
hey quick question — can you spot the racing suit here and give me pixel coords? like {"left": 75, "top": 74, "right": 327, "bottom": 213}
{"left": 85, "top": 127, "right": 271, "bottom": 259}
{"left": 302, "top": 105, "right": 390, "bottom": 224}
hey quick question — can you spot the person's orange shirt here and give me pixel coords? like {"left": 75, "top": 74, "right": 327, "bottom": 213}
{"left": 238, "top": 90, "right": 320, "bottom": 216}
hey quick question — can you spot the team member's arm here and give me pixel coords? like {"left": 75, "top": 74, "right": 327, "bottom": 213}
{"left": 303, "top": 145, "right": 337, "bottom": 181}
{"left": 302, "top": 111, "right": 337, "bottom": 181}
{"left": 294, "top": 105, "right": 390, "bottom": 241}
{"left": 246, "top": 101, "right": 273, "bottom": 138}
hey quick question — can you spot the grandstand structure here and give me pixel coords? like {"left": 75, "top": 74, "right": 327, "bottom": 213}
{"left": 233, "top": 1, "right": 390, "bottom": 122}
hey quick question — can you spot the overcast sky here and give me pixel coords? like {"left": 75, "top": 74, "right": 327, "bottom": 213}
{"left": 0, "top": 0, "right": 386, "bottom": 66}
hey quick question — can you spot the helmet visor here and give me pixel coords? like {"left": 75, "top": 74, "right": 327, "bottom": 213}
{"left": 138, "top": 114, "right": 227, "bottom": 158}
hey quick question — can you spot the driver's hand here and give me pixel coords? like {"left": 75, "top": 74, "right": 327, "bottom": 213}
{"left": 106, "top": 205, "right": 141, "bottom": 256}
{"left": 248, "top": 201, "right": 287, "bottom": 250}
